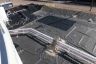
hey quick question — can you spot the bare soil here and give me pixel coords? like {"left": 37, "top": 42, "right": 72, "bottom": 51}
{"left": 0, "top": 0, "right": 96, "bottom": 14}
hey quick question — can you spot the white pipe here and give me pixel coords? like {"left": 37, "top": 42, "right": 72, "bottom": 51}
{"left": 9, "top": 28, "right": 96, "bottom": 64}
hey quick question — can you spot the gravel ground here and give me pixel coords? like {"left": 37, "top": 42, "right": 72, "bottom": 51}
{"left": 0, "top": 0, "right": 96, "bottom": 14}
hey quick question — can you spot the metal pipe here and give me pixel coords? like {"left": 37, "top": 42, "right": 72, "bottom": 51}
{"left": 9, "top": 28, "right": 96, "bottom": 64}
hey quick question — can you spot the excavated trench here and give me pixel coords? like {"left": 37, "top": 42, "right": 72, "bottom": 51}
{"left": 7, "top": 4, "right": 96, "bottom": 64}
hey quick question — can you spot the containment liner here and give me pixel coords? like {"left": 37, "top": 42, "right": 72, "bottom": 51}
{"left": 7, "top": 4, "right": 96, "bottom": 64}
